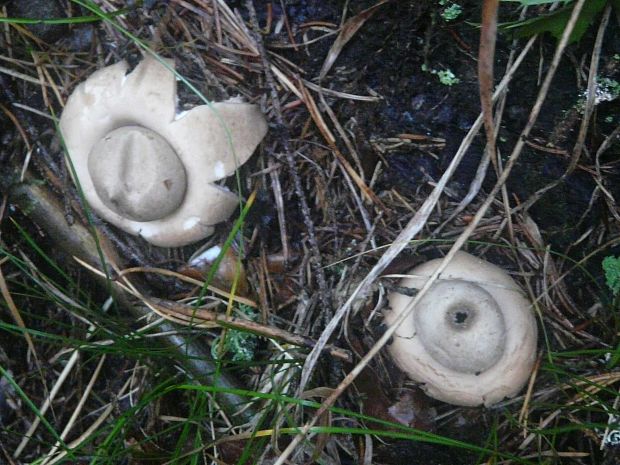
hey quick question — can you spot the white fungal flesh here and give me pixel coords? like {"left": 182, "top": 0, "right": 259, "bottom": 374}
{"left": 174, "top": 110, "right": 189, "bottom": 121}
{"left": 190, "top": 245, "right": 222, "bottom": 266}
{"left": 137, "top": 223, "right": 158, "bottom": 239}
{"left": 59, "top": 56, "right": 268, "bottom": 247}
{"left": 214, "top": 161, "right": 225, "bottom": 178}
{"left": 183, "top": 216, "right": 201, "bottom": 231}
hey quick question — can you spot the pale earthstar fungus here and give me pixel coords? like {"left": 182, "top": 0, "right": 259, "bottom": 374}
{"left": 60, "top": 55, "right": 267, "bottom": 247}
{"left": 384, "top": 251, "right": 537, "bottom": 407}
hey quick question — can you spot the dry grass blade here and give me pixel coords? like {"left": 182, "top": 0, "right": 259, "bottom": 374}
{"left": 0, "top": 255, "right": 50, "bottom": 435}
{"left": 0, "top": 265, "right": 37, "bottom": 359}
{"left": 570, "top": 4, "right": 611, "bottom": 173}
{"left": 43, "top": 377, "right": 132, "bottom": 465}
{"left": 0, "top": 64, "right": 54, "bottom": 86}
{"left": 319, "top": 0, "right": 391, "bottom": 80}
{"left": 0, "top": 102, "right": 31, "bottom": 150}
{"left": 302, "top": 79, "right": 381, "bottom": 102}
{"left": 39, "top": 354, "right": 107, "bottom": 465}
{"left": 116, "top": 266, "right": 257, "bottom": 308}
{"left": 268, "top": 159, "right": 290, "bottom": 262}
{"left": 11, "top": 343, "right": 81, "bottom": 458}
{"left": 299, "top": 82, "right": 385, "bottom": 209}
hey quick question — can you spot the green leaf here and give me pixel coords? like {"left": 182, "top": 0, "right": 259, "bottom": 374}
{"left": 602, "top": 256, "right": 620, "bottom": 296}
{"left": 499, "top": 0, "right": 607, "bottom": 44}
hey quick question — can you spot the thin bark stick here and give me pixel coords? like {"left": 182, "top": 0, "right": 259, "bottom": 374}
{"left": 479, "top": 0, "right": 499, "bottom": 170}
{"left": 149, "top": 298, "right": 352, "bottom": 362}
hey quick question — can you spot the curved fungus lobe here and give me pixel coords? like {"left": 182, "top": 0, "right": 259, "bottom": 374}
{"left": 60, "top": 55, "right": 268, "bottom": 247}
{"left": 384, "top": 251, "right": 537, "bottom": 407}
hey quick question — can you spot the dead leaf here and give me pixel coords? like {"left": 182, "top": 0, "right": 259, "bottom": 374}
{"left": 180, "top": 244, "right": 249, "bottom": 296}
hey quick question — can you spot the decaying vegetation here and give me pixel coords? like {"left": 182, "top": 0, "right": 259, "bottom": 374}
{"left": 0, "top": 0, "right": 619, "bottom": 464}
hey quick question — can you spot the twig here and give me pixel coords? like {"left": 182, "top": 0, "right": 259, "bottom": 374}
{"left": 149, "top": 298, "right": 352, "bottom": 362}
{"left": 478, "top": 0, "right": 499, "bottom": 171}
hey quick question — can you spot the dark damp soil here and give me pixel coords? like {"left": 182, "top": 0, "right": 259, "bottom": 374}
{"left": 273, "top": 0, "right": 617, "bottom": 309}
{"left": 270, "top": 0, "right": 615, "bottom": 256}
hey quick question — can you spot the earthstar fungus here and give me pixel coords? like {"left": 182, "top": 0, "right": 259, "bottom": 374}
{"left": 384, "top": 251, "right": 537, "bottom": 407}
{"left": 60, "top": 55, "right": 267, "bottom": 247}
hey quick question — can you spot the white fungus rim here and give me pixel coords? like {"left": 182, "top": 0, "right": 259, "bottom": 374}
{"left": 60, "top": 56, "right": 267, "bottom": 247}
{"left": 384, "top": 251, "right": 538, "bottom": 407}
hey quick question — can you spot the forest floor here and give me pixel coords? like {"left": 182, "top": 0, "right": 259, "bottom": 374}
{"left": 0, "top": 1, "right": 619, "bottom": 464}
